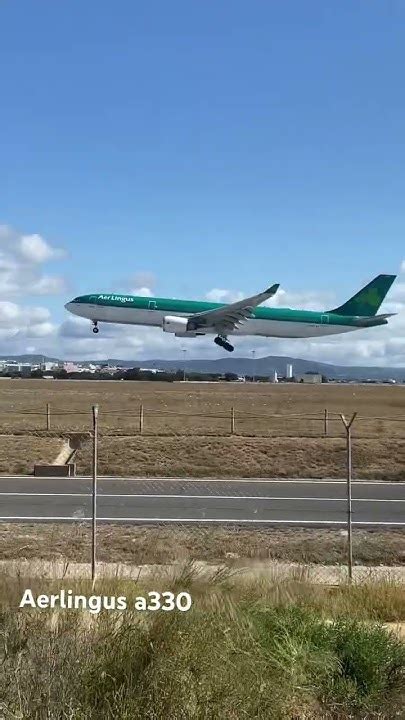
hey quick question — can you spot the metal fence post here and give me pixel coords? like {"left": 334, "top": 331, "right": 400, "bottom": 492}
{"left": 324, "top": 408, "right": 328, "bottom": 437}
{"left": 91, "top": 404, "right": 99, "bottom": 585}
{"left": 340, "top": 412, "right": 357, "bottom": 582}
{"left": 46, "top": 403, "right": 51, "bottom": 430}
{"left": 230, "top": 407, "right": 235, "bottom": 434}
{"left": 139, "top": 404, "right": 144, "bottom": 434}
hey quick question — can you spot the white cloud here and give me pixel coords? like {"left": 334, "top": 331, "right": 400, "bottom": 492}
{"left": 25, "top": 322, "right": 55, "bottom": 338}
{"left": 0, "top": 300, "right": 56, "bottom": 344}
{"left": 30, "top": 276, "right": 68, "bottom": 295}
{"left": 0, "top": 224, "right": 68, "bottom": 355}
{"left": 0, "top": 225, "right": 67, "bottom": 298}
{"left": 265, "top": 287, "right": 334, "bottom": 312}
{"left": 26, "top": 307, "right": 51, "bottom": 323}
{"left": 129, "top": 286, "right": 153, "bottom": 297}
{"left": 18, "top": 234, "right": 65, "bottom": 264}
{"left": 0, "top": 302, "right": 21, "bottom": 322}
{"left": 130, "top": 272, "right": 156, "bottom": 289}
{"left": 205, "top": 289, "right": 244, "bottom": 303}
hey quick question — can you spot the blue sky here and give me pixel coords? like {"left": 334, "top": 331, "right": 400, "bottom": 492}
{"left": 1, "top": 1, "right": 405, "bottom": 362}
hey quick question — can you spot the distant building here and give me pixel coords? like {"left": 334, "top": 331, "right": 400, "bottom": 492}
{"left": 295, "top": 372, "right": 323, "bottom": 384}
{"left": 269, "top": 370, "right": 278, "bottom": 383}
{"left": 139, "top": 368, "right": 164, "bottom": 374}
{"left": 41, "top": 361, "right": 57, "bottom": 372}
{"left": 4, "top": 363, "right": 20, "bottom": 375}
{"left": 286, "top": 363, "right": 293, "bottom": 379}
{"left": 64, "top": 362, "right": 80, "bottom": 373}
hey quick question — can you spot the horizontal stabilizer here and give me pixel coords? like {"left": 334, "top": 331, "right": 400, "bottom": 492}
{"left": 354, "top": 313, "right": 396, "bottom": 327}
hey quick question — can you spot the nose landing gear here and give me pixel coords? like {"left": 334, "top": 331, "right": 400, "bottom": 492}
{"left": 92, "top": 321, "right": 99, "bottom": 334}
{"left": 214, "top": 335, "right": 234, "bottom": 352}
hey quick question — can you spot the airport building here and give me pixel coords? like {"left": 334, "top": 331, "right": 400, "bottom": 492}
{"left": 295, "top": 372, "right": 323, "bottom": 384}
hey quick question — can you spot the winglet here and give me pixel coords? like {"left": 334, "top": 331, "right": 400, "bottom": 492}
{"left": 264, "top": 283, "right": 280, "bottom": 297}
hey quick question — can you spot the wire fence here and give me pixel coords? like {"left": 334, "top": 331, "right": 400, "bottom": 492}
{"left": 81, "top": 403, "right": 403, "bottom": 584}
{"left": 2, "top": 402, "right": 405, "bottom": 438}
{"left": 1, "top": 403, "right": 404, "bottom": 584}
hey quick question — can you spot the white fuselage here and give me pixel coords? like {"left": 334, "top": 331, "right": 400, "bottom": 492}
{"left": 66, "top": 302, "right": 356, "bottom": 339}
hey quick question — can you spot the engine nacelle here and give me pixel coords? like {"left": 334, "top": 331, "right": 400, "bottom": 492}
{"left": 162, "top": 315, "right": 188, "bottom": 333}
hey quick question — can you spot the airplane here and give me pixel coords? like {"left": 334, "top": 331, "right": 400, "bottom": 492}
{"left": 65, "top": 273, "right": 397, "bottom": 353}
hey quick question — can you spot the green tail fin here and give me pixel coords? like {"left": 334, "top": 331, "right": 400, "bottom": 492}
{"left": 329, "top": 274, "right": 396, "bottom": 316}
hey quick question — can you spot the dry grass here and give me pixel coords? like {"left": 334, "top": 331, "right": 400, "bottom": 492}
{"left": 0, "top": 569, "right": 404, "bottom": 719}
{"left": 1, "top": 523, "right": 404, "bottom": 566}
{"left": 1, "top": 378, "right": 405, "bottom": 437}
{"left": 0, "top": 435, "right": 62, "bottom": 475}
{"left": 0, "top": 379, "right": 404, "bottom": 479}
{"left": 75, "top": 434, "right": 405, "bottom": 479}
{"left": 0, "top": 379, "right": 404, "bottom": 478}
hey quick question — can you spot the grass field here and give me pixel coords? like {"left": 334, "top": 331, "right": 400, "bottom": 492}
{"left": 0, "top": 378, "right": 405, "bottom": 479}
{"left": 1, "top": 570, "right": 404, "bottom": 719}
{"left": 1, "top": 378, "right": 405, "bottom": 437}
{"left": 75, "top": 434, "right": 405, "bottom": 479}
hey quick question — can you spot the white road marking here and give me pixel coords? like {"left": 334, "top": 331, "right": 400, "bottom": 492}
{"left": 0, "top": 493, "right": 403, "bottom": 502}
{"left": 0, "top": 476, "right": 404, "bottom": 485}
{"left": 0, "top": 517, "right": 403, "bottom": 526}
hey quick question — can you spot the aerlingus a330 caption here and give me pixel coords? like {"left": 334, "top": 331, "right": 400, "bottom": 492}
{"left": 65, "top": 274, "right": 397, "bottom": 352}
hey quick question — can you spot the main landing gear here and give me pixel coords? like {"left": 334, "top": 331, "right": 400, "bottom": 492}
{"left": 214, "top": 335, "right": 234, "bottom": 352}
{"left": 92, "top": 321, "right": 99, "bottom": 334}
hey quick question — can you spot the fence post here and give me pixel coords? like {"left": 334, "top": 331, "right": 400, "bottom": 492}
{"left": 230, "top": 407, "right": 235, "bottom": 434}
{"left": 340, "top": 412, "right": 357, "bottom": 583}
{"left": 139, "top": 404, "right": 144, "bottom": 434}
{"left": 91, "top": 404, "right": 99, "bottom": 586}
{"left": 46, "top": 403, "right": 51, "bottom": 431}
{"left": 324, "top": 408, "right": 328, "bottom": 437}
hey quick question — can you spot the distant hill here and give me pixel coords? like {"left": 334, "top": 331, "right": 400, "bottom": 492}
{"left": 0, "top": 354, "right": 61, "bottom": 364}
{"left": 2, "top": 354, "right": 405, "bottom": 381}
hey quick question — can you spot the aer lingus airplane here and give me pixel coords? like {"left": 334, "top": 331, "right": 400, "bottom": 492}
{"left": 65, "top": 274, "right": 396, "bottom": 352}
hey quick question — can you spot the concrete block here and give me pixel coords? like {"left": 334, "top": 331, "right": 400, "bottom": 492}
{"left": 34, "top": 463, "right": 76, "bottom": 477}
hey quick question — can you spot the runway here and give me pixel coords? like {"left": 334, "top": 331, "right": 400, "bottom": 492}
{"left": 0, "top": 476, "right": 404, "bottom": 526}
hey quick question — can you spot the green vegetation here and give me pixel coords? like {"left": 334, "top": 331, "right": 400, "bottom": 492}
{"left": 0, "top": 571, "right": 404, "bottom": 719}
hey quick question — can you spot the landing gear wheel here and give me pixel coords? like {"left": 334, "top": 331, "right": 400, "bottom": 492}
{"left": 92, "top": 327, "right": 99, "bottom": 334}
{"left": 214, "top": 335, "right": 234, "bottom": 352}
{"left": 92, "top": 321, "right": 99, "bottom": 334}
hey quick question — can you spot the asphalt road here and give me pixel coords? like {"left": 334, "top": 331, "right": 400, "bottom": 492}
{"left": 0, "top": 476, "right": 404, "bottom": 526}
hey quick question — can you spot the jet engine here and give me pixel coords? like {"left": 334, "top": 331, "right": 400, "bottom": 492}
{"left": 162, "top": 316, "right": 188, "bottom": 333}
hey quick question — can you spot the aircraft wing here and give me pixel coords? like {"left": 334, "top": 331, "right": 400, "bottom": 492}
{"left": 187, "top": 283, "right": 280, "bottom": 333}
